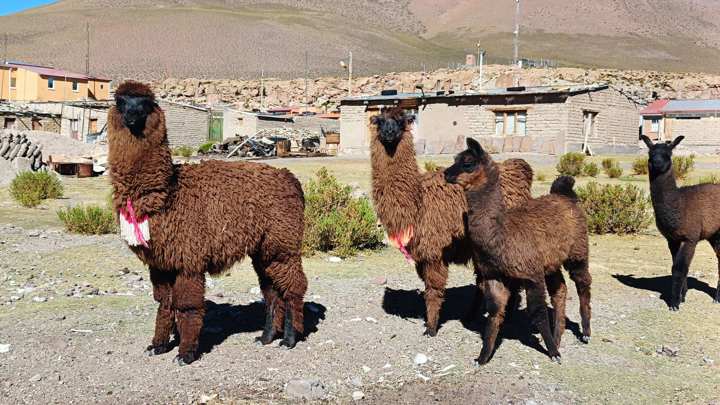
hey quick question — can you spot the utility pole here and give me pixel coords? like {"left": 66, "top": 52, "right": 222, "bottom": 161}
{"left": 2, "top": 33, "right": 7, "bottom": 64}
{"left": 513, "top": 0, "right": 521, "bottom": 86}
{"left": 85, "top": 22, "right": 90, "bottom": 76}
{"left": 304, "top": 51, "right": 309, "bottom": 113}
{"left": 260, "top": 68, "right": 265, "bottom": 111}
{"left": 340, "top": 50, "right": 353, "bottom": 97}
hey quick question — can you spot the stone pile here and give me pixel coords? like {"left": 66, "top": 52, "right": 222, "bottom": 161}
{"left": 0, "top": 130, "right": 44, "bottom": 171}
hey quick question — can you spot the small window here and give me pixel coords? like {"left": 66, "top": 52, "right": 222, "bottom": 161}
{"left": 72, "top": 81, "right": 79, "bottom": 92}
{"left": 9, "top": 75, "right": 16, "bottom": 89}
{"left": 494, "top": 111, "right": 527, "bottom": 136}
{"left": 48, "top": 78, "right": 55, "bottom": 90}
{"left": 70, "top": 119, "right": 79, "bottom": 132}
{"left": 100, "top": 84, "right": 104, "bottom": 89}
{"left": 650, "top": 118, "right": 660, "bottom": 132}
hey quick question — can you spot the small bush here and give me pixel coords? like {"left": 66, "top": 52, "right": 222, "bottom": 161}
{"left": 173, "top": 145, "right": 193, "bottom": 158}
{"left": 577, "top": 182, "right": 652, "bottom": 234}
{"left": 198, "top": 142, "right": 215, "bottom": 154}
{"left": 632, "top": 157, "right": 649, "bottom": 175}
{"left": 601, "top": 158, "right": 623, "bottom": 178}
{"left": 423, "top": 161, "right": 440, "bottom": 172}
{"left": 57, "top": 205, "right": 118, "bottom": 235}
{"left": 582, "top": 162, "right": 599, "bottom": 177}
{"left": 303, "top": 168, "right": 383, "bottom": 257}
{"left": 9, "top": 171, "right": 64, "bottom": 208}
{"left": 535, "top": 172, "right": 548, "bottom": 182}
{"left": 687, "top": 174, "right": 720, "bottom": 186}
{"left": 556, "top": 152, "right": 585, "bottom": 177}
{"left": 672, "top": 154, "right": 695, "bottom": 180}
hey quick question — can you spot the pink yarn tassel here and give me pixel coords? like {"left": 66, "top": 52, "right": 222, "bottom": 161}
{"left": 124, "top": 198, "right": 149, "bottom": 248}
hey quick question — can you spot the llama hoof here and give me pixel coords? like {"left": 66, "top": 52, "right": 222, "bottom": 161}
{"left": 174, "top": 352, "right": 197, "bottom": 366}
{"left": 423, "top": 328, "right": 437, "bottom": 337}
{"left": 550, "top": 355, "right": 562, "bottom": 364}
{"left": 279, "top": 337, "right": 297, "bottom": 349}
{"left": 473, "top": 357, "right": 490, "bottom": 367}
{"left": 145, "top": 344, "right": 170, "bottom": 356}
{"left": 254, "top": 335, "right": 275, "bottom": 346}
{"left": 669, "top": 305, "right": 680, "bottom": 311}
{"left": 580, "top": 335, "right": 591, "bottom": 344}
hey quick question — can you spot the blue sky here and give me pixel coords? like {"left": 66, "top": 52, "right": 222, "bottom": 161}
{"left": 0, "top": 0, "right": 56, "bottom": 16}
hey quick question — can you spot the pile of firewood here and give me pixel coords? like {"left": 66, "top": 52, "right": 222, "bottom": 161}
{"left": 0, "top": 131, "right": 44, "bottom": 171}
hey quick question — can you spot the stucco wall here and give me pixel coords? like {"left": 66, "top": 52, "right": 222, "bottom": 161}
{"left": 667, "top": 116, "right": 720, "bottom": 154}
{"left": 339, "top": 105, "right": 372, "bottom": 156}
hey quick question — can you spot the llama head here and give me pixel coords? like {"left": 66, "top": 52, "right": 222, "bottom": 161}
{"left": 444, "top": 137, "right": 495, "bottom": 190}
{"left": 114, "top": 80, "right": 158, "bottom": 137}
{"left": 370, "top": 107, "right": 415, "bottom": 148}
{"left": 640, "top": 135, "right": 684, "bottom": 176}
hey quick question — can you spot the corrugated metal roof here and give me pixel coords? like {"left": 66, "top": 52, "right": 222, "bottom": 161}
{"left": 640, "top": 99, "right": 669, "bottom": 115}
{"left": 3, "top": 61, "right": 111, "bottom": 82}
{"left": 341, "top": 83, "right": 609, "bottom": 103}
{"left": 663, "top": 99, "right": 720, "bottom": 113}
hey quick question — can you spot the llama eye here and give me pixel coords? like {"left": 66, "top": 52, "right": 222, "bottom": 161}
{"left": 463, "top": 162, "right": 474, "bottom": 170}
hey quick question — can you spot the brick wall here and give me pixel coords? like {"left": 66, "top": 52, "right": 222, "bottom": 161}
{"left": 159, "top": 100, "right": 209, "bottom": 148}
{"left": 339, "top": 105, "right": 371, "bottom": 156}
{"left": 668, "top": 116, "right": 720, "bottom": 154}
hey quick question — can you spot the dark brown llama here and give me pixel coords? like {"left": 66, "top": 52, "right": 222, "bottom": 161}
{"left": 108, "top": 81, "right": 307, "bottom": 365}
{"left": 445, "top": 138, "right": 592, "bottom": 364}
{"left": 370, "top": 107, "right": 533, "bottom": 337}
{"left": 640, "top": 135, "right": 720, "bottom": 310}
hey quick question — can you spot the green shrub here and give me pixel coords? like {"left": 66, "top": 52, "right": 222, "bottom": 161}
{"left": 577, "top": 182, "right": 652, "bottom": 235}
{"left": 601, "top": 158, "right": 623, "bottom": 178}
{"left": 632, "top": 157, "right": 649, "bottom": 175}
{"left": 423, "top": 161, "right": 440, "bottom": 172}
{"left": 57, "top": 205, "right": 118, "bottom": 235}
{"left": 687, "top": 173, "right": 720, "bottom": 186}
{"left": 173, "top": 145, "right": 193, "bottom": 158}
{"left": 556, "top": 152, "right": 585, "bottom": 177}
{"left": 198, "top": 142, "right": 215, "bottom": 154}
{"left": 535, "top": 172, "right": 548, "bottom": 182}
{"left": 9, "top": 171, "right": 64, "bottom": 208}
{"left": 672, "top": 154, "right": 695, "bottom": 180}
{"left": 582, "top": 162, "right": 599, "bottom": 177}
{"left": 303, "top": 168, "right": 383, "bottom": 257}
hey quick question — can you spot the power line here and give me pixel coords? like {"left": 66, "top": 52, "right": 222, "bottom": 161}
{"left": 85, "top": 22, "right": 90, "bottom": 76}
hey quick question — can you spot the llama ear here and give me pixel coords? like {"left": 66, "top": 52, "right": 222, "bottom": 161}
{"left": 640, "top": 135, "right": 654, "bottom": 149}
{"left": 403, "top": 114, "right": 416, "bottom": 126}
{"left": 466, "top": 137, "right": 484, "bottom": 157}
{"left": 670, "top": 136, "right": 685, "bottom": 149}
{"left": 370, "top": 115, "right": 381, "bottom": 126}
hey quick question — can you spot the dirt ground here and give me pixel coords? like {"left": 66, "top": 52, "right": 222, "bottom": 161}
{"left": 1, "top": 156, "right": 720, "bottom": 404}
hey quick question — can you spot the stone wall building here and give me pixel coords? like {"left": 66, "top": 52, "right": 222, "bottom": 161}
{"left": 158, "top": 100, "right": 210, "bottom": 148}
{"left": 641, "top": 99, "right": 720, "bottom": 154}
{"left": 339, "top": 84, "right": 641, "bottom": 156}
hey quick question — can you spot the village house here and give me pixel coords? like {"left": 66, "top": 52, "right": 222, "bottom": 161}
{"left": 641, "top": 99, "right": 720, "bottom": 153}
{"left": 158, "top": 99, "right": 214, "bottom": 148}
{"left": 0, "top": 61, "right": 111, "bottom": 102}
{"left": 339, "top": 84, "right": 641, "bottom": 156}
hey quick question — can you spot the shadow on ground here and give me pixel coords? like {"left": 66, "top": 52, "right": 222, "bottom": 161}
{"left": 382, "top": 286, "right": 583, "bottom": 359}
{"left": 613, "top": 274, "right": 717, "bottom": 308}
{"left": 196, "top": 300, "right": 327, "bottom": 355}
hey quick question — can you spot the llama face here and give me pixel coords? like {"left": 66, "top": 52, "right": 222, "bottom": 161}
{"left": 444, "top": 138, "right": 489, "bottom": 190}
{"left": 640, "top": 135, "right": 684, "bottom": 175}
{"left": 115, "top": 95, "right": 156, "bottom": 136}
{"left": 370, "top": 107, "right": 414, "bottom": 147}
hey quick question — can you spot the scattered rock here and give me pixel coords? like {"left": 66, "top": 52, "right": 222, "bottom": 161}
{"left": 414, "top": 353, "right": 428, "bottom": 365}
{"left": 285, "top": 378, "right": 326, "bottom": 400}
{"left": 32, "top": 296, "right": 47, "bottom": 303}
{"left": 29, "top": 374, "right": 42, "bottom": 383}
{"left": 365, "top": 317, "right": 377, "bottom": 323}
{"left": 362, "top": 366, "right": 371, "bottom": 373}
{"left": 658, "top": 345, "right": 679, "bottom": 357}
{"left": 249, "top": 286, "right": 261, "bottom": 295}
{"left": 327, "top": 256, "right": 343, "bottom": 263}
{"left": 26, "top": 230, "right": 41, "bottom": 237}
{"left": 199, "top": 393, "right": 218, "bottom": 404}
{"left": 0, "top": 344, "right": 10, "bottom": 353}
{"left": 352, "top": 391, "right": 365, "bottom": 401}
{"left": 704, "top": 356, "right": 714, "bottom": 365}
{"left": 372, "top": 276, "right": 387, "bottom": 286}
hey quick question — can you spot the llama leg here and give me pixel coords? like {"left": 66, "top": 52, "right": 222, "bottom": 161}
{"left": 526, "top": 280, "right": 561, "bottom": 363}
{"left": 417, "top": 260, "right": 448, "bottom": 337}
{"left": 475, "top": 279, "right": 510, "bottom": 366}
{"left": 670, "top": 241, "right": 697, "bottom": 311}
{"left": 566, "top": 259, "right": 592, "bottom": 343}
{"left": 172, "top": 272, "right": 206, "bottom": 366}
{"left": 146, "top": 268, "right": 176, "bottom": 356}
{"left": 252, "top": 257, "right": 280, "bottom": 345}
{"left": 546, "top": 271, "right": 567, "bottom": 347}
{"left": 709, "top": 236, "right": 720, "bottom": 303}
{"left": 464, "top": 271, "right": 487, "bottom": 323}
{"left": 266, "top": 255, "right": 307, "bottom": 349}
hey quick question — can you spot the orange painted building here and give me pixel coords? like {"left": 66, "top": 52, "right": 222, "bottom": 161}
{"left": 0, "top": 62, "right": 111, "bottom": 102}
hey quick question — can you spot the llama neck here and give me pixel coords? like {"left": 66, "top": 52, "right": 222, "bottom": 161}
{"left": 370, "top": 126, "right": 422, "bottom": 236}
{"left": 464, "top": 164, "right": 508, "bottom": 258}
{"left": 650, "top": 168, "right": 680, "bottom": 213}
{"left": 108, "top": 108, "right": 174, "bottom": 216}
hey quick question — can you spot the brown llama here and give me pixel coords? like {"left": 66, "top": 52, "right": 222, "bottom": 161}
{"left": 370, "top": 107, "right": 533, "bottom": 337}
{"left": 640, "top": 135, "right": 720, "bottom": 310}
{"left": 445, "top": 138, "right": 592, "bottom": 364}
{"left": 108, "top": 81, "right": 307, "bottom": 365}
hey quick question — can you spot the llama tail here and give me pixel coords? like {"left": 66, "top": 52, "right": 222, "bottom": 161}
{"left": 550, "top": 176, "right": 578, "bottom": 200}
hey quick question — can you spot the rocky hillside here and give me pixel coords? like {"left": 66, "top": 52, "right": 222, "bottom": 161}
{"left": 153, "top": 65, "right": 720, "bottom": 111}
{"left": 1, "top": 0, "right": 720, "bottom": 79}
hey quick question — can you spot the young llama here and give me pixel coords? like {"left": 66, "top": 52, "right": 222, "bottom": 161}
{"left": 445, "top": 138, "right": 592, "bottom": 364}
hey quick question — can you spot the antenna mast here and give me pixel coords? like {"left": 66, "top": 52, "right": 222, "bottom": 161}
{"left": 85, "top": 22, "right": 90, "bottom": 75}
